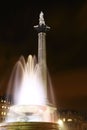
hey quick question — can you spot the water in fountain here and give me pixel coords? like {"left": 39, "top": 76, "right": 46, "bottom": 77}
{"left": 5, "top": 55, "right": 57, "bottom": 123}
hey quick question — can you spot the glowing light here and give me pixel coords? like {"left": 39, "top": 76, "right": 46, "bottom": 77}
{"left": 1, "top": 112, "right": 3, "bottom": 115}
{"left": 2, "top": 106, "right": 4, "bottom": 108}
{"left": 3, "top": 112, "right": 6, "bottom": 116}
{"left": 67, "top": 118, "right": 72, "bottom": 122}
{"left": 57, "top": 119, "right": 63, "bottom": 126}
{"left": 62, "top": 118, "right": 66, "bottom": 122}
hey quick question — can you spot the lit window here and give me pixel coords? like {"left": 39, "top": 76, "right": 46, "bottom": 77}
{"left": 4, "top": 100, "right": 6, "bottom": 103}
{"left": 67, "top": 118, "right": 72, "bottom": 122}
{"left": 63, "top": 118, "right": 66, "bottom": 122}
{"left": 1, "top": 100, "right": 3, "bottom": 102}
{"left": 2, "top": 106, "right": 4, "bottom": 108}
{"left": 4, "top": 112, "right": 6, "bottom": 115}
{"left": 1, "top": 112, "right": 3, "bottom": 115}
{"left": 1, "top": 106, "right": 7, "bottom": 109}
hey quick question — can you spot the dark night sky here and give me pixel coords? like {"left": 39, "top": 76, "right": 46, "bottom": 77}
{"left": 0, "top": 0, "right": 87, "bottom": 112}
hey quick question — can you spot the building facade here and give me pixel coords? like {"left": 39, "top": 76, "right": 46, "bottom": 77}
{"left": 58, "top": 109, "right": 87, "bottom": 130}
{"left": 0, "top": 96, "right": 11, "bottom": 122}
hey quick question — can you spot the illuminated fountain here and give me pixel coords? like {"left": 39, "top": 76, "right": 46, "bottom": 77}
{"left": 0, "top": 12, "right": 58, "bottom": 130}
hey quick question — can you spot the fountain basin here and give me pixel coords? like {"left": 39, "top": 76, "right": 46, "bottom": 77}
{"left": 0, "top": 122, "right": 59, "bottom": 130}
{"left": 5, "top": 105, "right": 57, "bottom": 123}
{"left": 10, "top": 105, "right": 47, "bottom": 115}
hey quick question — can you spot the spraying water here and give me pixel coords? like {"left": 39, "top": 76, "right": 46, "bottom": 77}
{"left": 5, "top": 55, "right": 57, "bottom": 122}
{"left": 14, "top": 55, "right": 46, "bottom": 106}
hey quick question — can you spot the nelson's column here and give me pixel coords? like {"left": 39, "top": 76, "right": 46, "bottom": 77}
{"left": 34, "top": 12, "right": 50, "bottom": 103}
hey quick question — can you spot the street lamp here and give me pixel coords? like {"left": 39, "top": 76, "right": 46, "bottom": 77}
{"left": 57, "top": 119, "right": 63, "bottom": 130}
